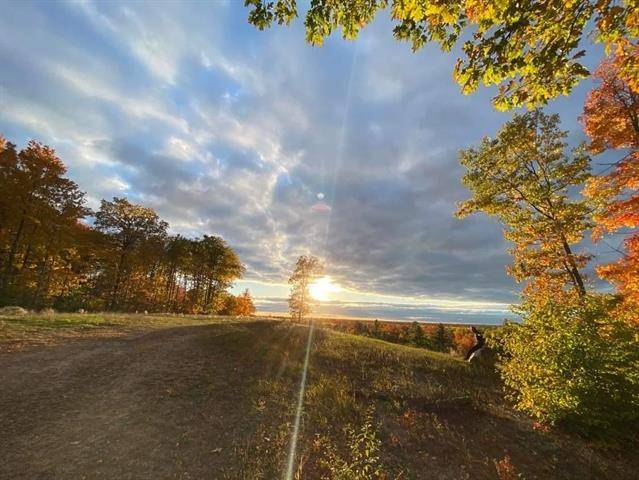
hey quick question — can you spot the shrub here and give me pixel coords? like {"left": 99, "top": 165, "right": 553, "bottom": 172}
{"left": 497, "top": 294, "right": 639, "bottom": 438}
{"left": 218, "top": 290, "right": 256, "bottom": 316}
{"left": 494, "top": 455, "right": 522, "bottom": 480}
{"left": 320, "top": 407, "right": 385, "bottom": 480}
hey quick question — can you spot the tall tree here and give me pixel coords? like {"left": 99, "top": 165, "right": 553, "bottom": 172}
{"left": 94, "top": 197, "right": 168, "bottom": 310}
{"left": 199, "top": 235, "right": 244, "bottom": 313}
{"left": 245, "top": 0, "right": 638, "bottom": 110}
{"left": 288, "top": 255, "right": 323, "bottom": 323}
{"left": 582, "top": 50, "right": 639, "bottom": 321}
{"left": 406, "top": 321, "right": 426, "bottom": 348}
{"left": 0, "top": 138, "right": 89, "bottom": 306}
{"left": 432, "top": 323, "right": 453, "bottom": 352}
{"left": 456, "top": 111, "right": 592, "bottom": 298}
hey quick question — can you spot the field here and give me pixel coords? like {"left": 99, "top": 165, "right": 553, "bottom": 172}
{"left": 1, "top": 313, "right": 637, "bottom": 479}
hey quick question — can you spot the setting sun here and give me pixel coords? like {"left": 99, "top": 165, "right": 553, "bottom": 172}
{"left": 308, "top": 276, "right": 341, "bottom": 301}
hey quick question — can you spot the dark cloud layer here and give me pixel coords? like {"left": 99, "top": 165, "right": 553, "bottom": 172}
{"left": 0, "top": 1, "right": 605, "bottom": 313}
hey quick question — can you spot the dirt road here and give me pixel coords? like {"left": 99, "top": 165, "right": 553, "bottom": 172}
{"left": 0, "top": 321, "right": 301, "bottom": 479}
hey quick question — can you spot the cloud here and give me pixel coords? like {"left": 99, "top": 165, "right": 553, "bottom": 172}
{"left": 0, "top": 0, "right": 603, "bottom": 316}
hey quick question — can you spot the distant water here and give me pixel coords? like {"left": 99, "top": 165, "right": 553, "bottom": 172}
{"left": 255, "top": 298, "right": 514, "bottom": 325}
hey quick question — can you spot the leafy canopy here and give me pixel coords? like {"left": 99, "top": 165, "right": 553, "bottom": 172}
{"left": 95, "top": 197, "right": 168, "bottom": 249}
{"left": 0, "top": 138, "right": 90, "bottom": 307}
{"left": 582, "top": 49, "right": 639, "bottom": 321}
{"left": 245, "top": 0, "right": 639, "bottom": 110}
{"left": 0, "top": 135, "right": 247, "bottom": 313}
{"left": 456, "top": 111, "right": 592, "bottom": 297}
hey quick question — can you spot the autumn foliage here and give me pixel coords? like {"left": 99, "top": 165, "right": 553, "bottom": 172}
{"left": 459, "top": 109, "right": 639, "bottom": 437}
{"left": 246, "top": 0, "right": 639, "bottom": 111}
{"left": 456, "top": 111, "right": 592, "bottom": 299}
{"left": 318, "top": 318, "right": 471, "bottom": 356}
{"left": 0, "top": 136, "right": 248, "bottom": 314}
{"left": 220, "top": 289, "right": 257, "bottom": 316}
{"left": 582, "top": 50, "right": 639, "bottom": 321}
{"left": 498, "top": 294, "right": 639, "bottom": 437}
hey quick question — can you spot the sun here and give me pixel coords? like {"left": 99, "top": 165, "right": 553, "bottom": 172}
{"left": 308, "top": 276, "right": 341, "bottom": 301}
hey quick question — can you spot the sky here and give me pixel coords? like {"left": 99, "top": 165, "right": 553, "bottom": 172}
{"left": 0, "top": 1, "right": 612, "bottom": 324}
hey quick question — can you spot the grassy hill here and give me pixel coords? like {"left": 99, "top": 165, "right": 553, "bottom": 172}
{"left": 1, "top": 313, "right": 637, "bottom": 479}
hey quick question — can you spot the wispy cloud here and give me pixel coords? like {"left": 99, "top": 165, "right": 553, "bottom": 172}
{"left": 0, "top": 0, "right": 601, "bottom": 320}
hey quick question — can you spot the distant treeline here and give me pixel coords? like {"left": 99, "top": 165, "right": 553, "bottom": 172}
{"left": 0, "top": 136, "right": 253, "bottom": 315}
{"left": 317, "top": 318, "right": 482, "bottom": 358}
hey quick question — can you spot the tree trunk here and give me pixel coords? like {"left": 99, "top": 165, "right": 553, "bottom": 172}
{"left": 298, "top": 285, "right": 305, "bottom": 324}
{"left": 560, "top": 236, "right": 586, "bottom": 296}
{"left": 3, "top": 216, "right": 25, "bottom": 279}
{"left": 109, "top": 249, "right": 127, "bottom": 310}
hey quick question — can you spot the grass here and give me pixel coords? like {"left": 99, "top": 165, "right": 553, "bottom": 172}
{"left": 0, "top": 311, "right": 249, "bottom": 352}
{"left": 1, "top": 313, "right": 637, "bottom": 479}
{"left": 222, "top": 324, "right": 637, "bottom": 479}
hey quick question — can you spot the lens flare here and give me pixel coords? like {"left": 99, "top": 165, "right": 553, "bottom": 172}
{"left": 285, "top": 322, "right": 314, "bottom": 480}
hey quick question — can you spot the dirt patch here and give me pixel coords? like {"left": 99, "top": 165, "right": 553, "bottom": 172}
{"left": 0, "top": 321, "right": 301, "bottom": 479}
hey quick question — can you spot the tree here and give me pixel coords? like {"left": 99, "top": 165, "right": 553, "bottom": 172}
{"left": 245, "top": 0, "right": 639, "bottom": 110}
{"left": 353, "top": 321, "right": 367, "bottom": 335}
{"left": 288, "top": 255, "right": 323, "bottom": 323}
{"left": 0, "top": 135, "right": 247, "bottom": 313}
{"left": 202, "top": 236, "right": 245, "bottom": 311}
{"left": 0, "top": 138, "right": 90, "bottom": 307}
{"left": 161, "top": 235, "right": 192, "bottom": 311}
{"left": 219, "top": 290, "right": 255, "bottom": 316}
{"left": 371, "top": 319, "right": 381, "bottom": 339}
{"left": 236, "top": 289, "right": 257, "bottom": 316}
{"left": 456, "top": 111, "right": 592, "bottom": 299}
{"left": 406, "top": 321, "right": 426, "bottom": 348}
{"left": 432, "top": 323, "right": 452, "bottom": 352}
{"left": 94, "top": 197, "right": 169, "bottom": 310}
{"left": 497, "top": 293, "right": 639, "bottom": 437}
{"left": 581, "top": 50, "right": 639, "bottom": 322}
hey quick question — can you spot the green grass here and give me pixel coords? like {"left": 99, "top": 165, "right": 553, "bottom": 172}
{"left": 1, "top": 314, "right": 637, "bottom": 479}
{"left": 1, "top": 311, "right": 237, "bottom": 329}
{"left": 0, "top": 311, "right": 253, "bottom": 352}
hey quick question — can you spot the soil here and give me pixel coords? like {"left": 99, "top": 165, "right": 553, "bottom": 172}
{"left": 0, "top": 321, "right": 289, "bottom": 479}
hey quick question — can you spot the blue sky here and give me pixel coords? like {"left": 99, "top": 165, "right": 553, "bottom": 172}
{"left": 0, "top": 1, "right": 611, "bottom": 323}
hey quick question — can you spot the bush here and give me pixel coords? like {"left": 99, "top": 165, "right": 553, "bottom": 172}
{"left": 497, "top": 294, "right": 639, "bottom": 438}
{"left": 319, "top": 407, "right": 385, "bottom": 480}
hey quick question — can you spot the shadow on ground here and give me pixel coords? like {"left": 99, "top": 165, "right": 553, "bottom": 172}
{"left": 1, "top": 321, "right": 637, "bottom": 479}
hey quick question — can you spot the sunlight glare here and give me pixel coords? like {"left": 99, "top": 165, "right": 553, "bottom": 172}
{"left": 308, "top": 276, "right": 341, "bottom": 301}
